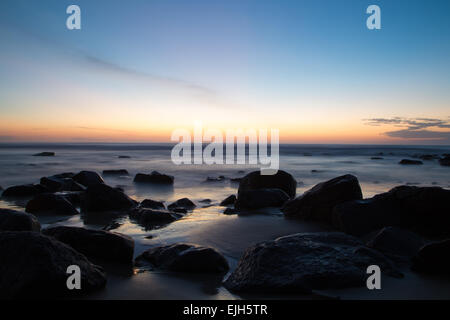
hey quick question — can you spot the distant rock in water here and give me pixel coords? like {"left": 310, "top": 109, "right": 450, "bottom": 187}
{"left": 140, "top": 199, "right": 165, "bottom": 210}
{"left": 399, "top": 159, "right": 423, "bottom": 165}
{"left": 282, "top": 174, "right": 363, "bottom": 224}
{"left": 412, "top": 239, "right": 450, "bottom": 275}
{"left": 0, "top": 208, "right": 41, "bottom": 232}
{"left": 2, "top": 184, "right": 48, "bottom": 197}
{"left": 224, "top": 232, "right": 401, "bottom": 294}
{"left": 102, "top": 169, "right": 129, "bottom": 176}
{"left": 220, "top": 195, "right": 236, "bottom": 206}
{"left": 168, "top": 198, "right": 196, "bottom": 211}
{"left": 0, "top": 231, "right": 106, "bottom": 298}
{"left": 439, "top": 155, "right": 450, "bottom": 167}
{"left": 135, "top": 243, "right": 229, "bottom": 273}
{"left": 199, "top": 199, "right": 211, "bottom": 204}
{"left": 73, "top": 171, "right": 105, "bottom": 187}
{"left": 26, "top": 193, "right": 79, "bottom": 215}
{"left": 33, "top": 152, "right": 55, "bottom": 157}
{"left": 332, "top": 186, "right": 450, "bottom": 237}
{"left": 371, "top": 157, "right": 384, "bottom": 160}
{"left": 236, "top": 188, "right": 289, "bottom": 210}
{"left": 238, "top": 170, "right": 297, "bottom": 198}
{"left": 118, "top": 155, "right": 131, "bottom": 159}
{"left": 81, "top": 183, "right": 136, "bottom": 212}
{"left": 43, "top": 226, "right": 134, "bottom": 263}
{"left": 134, "top": 171, "right": 174, "bottom": 184}
{"left": 205, "top": 176, "right": 226, "bottom": 182}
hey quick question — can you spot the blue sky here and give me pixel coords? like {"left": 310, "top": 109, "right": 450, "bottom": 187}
{"left": 0, "top": 0, "right": 449, "bottom": 143}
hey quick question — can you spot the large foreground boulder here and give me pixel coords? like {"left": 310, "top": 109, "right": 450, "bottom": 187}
{"left": 412, "top": 240, "right": 450, "bottom": 274}
{"left": 367, "top": 227, "right": 425, "bottom": 259}
{"left": 238, "top": 170, "right": 297, "bottom": 198}
{"left": 282, "top": 175, "right": 363, "bottom": 223}
{"left": 134, "top": 171, "right": 174, "bottom": 184}
{"left": 0, "top": 208, "right": 41, "bottom": 231}
{"left": 135, "top": 243, "right": 229, "bottom": 273}
{"left": 81, "top": 183, "right": 136, "bottom": 212}
{"left": 332, "top": 186, "right": 450, "bottom": 236}
{"left": 236, "top": 188, "right": 289, "bottom": 209}
{"left": 2, "top": 184, "right": 48, "bottom": 197}
{"left": 43, "top": 226, "right": 134, "bottom": 263}
{"left": 0, "top": 232, "right": 106, "bottom": 298}
{"left": 72, "top": 171, "right": 105, "bottom": 187}
{"left": 26, "top": 193, "right": 79, "bottom": 215}
{"left": 224, "top": 232, "right": 401, "bottom": 294}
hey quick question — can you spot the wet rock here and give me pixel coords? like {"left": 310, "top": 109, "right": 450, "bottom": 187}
{"left": 412, "top": 239, "right": 450, "bottom": 274}
{"left": 129, "top": 207, "right": 179, "bottom": 227}
{"left": 223, "top": 208, "right": 238, "bottom": 215}
{"left": 168, "top": 198, "right": 196, "bottom": 210}
{"left": 439, "top": 155, "right": 450, "bottom": 167}
{"left": 102, "top": 169, "right": 129, "bottom": 176}
{"left": 40, "top": 175, "right": 85, "bottom": 192}
{"left": 134, "top": 171, "right": 174, "bottom": 184}
{"left": 73, "top": 171, "right": 105, "bottom": 187}
{"left": 230, "top": 177, "right": 242, "bottom": 183}
{"left": 399, "top": 159, "right": 423, "bottom": 165}
{"left": 102, "top": 222, "right": 122, "bottom": 231}
{"left": 26, "top": 193, "right": 79, "bottom": 215}
{"left": 140, "top": 199, "right": 165, "bottom": 210}
{"left": 118, "top": 155, "right": 131, "bottom": 159}
{"left": 0, "top": 231, "right": 106, "bottom": 298}
{"left": 43, "top": 226, "right": 134, "bottom": 263}
{"left": 367, "top": 227, "right": 425, "bottom": 259}
{"left": 333, "top": 186, "right": 450, "bottom": 237}
{"left": 33, "top": 152, "right": 55, "bottom": 156}
{"left": 171, "top": 208, "right": 187, "bottom": 214}
{"left": 81, "top": 183, "right": 136, "bottom": 212}
{"left": 371, "top": 157, "right": 383, "bottom": 160}
{"left": 135, "top": 243, "right": 229, "bottom": 273}
{"left": 224, "top": 232, "right": 401, "bottom": 294}
{"left": 282, "top": 174, "right": 363, "bottom": 223}
{"left": 2, "top": 184, "right": 48, "bottom": 197}
{"left": 236, "top": 188, "right": 289, "bottom": 209}
{"left": 238, "top": 170, "right": 297, "bottom": 198}
{"left": 0, "top": 208, "right": 41, "bottom": 231}
{"left": 220, "top": 195, "right": 236, "bottom": 206}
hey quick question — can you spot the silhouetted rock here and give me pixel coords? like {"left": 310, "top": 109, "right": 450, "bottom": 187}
{"left": 2, "top": 184, "right": 48, "bottom": 197}
{"left": 26, "top": 193, "right": 79, "bottom": 215}
{"left": 238, "top": 170, "right": 297, "bottom": 198}
{"left": 282, "top": 174, "right": 362, "bottom": 223}
{"left": 40, "top": 175, "right": 85, "bottom": 192}
{"left": 168, "top": 198, "right": 196, "bottom": 210}
{"left": 72, "top": 171, "right": 105, "bottom": 187}
{"left": 140, "top": 199, "right": 165, "bottom": 210}
{"left": 0, "top": 208, "right": 41, "bottom": 231}
{"left": 236, "top": 188, "right": 289, "bottom": 209}
{"left": 134, "top": 171, "right": 174, "bottom": 184}
{"left": 33, "top": 152, "right": 55, "bottom": 156}
{"left": 129, "top": 207, "right": 179, "bottom": 227}
{"left": 412, "top": 239, "right": 450, "bottom": 274}
{"left": 415, "top": 154, "right": 439, "bottom": 160}
{"left": 367, "top": 227, "right": 425, "bottom": 259}
{"left": 0, "top": 231, "right": 106, "bottom": 298}
{"left": 81, "top": 183, "right": 136, "bottom": 212}
{"left": 223, "top": 208, "right": 238, "bottom": 215}
{"left": 224, "top": 232, "right": 401, "bottom": 294}
{"left": 220, "top": 195, "right": 236, "bottom": 206}
{"left": 136, "top": 243, "right": 229, "bottom": 273}
{"left": 399, "top": 159, "right": 423, "bottom": 165}
{"left": 333, "top": 186, "right": 450, "bottom": 237}
{"left": 371, "top": 157, "right": 383, "bottom": 160}
{"left": 43, "top": 226, "right": 134, "bottom": 263}
{"left": 171, "top": 208, "right": 187, "bottom": 214}
{"left": 118, "top": 155, "right": 131, "bottom": 159}
{"left": 439, "top": 155, "right": 450, "bottom": 167}
{"left": 199, "top": 199, "right": 211, "bottom": 204}
{"left": 102, "top": 169, "right": 129, "bottom": 176}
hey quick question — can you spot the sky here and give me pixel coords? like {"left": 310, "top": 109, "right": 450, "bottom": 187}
{"left": 0, "top": 0, "right": 449, "bottom": 144}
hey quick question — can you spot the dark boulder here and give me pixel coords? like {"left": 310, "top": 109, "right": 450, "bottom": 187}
{"left": 399, "top": 159, "right": 423, "bottom": 165}
{"left": 367, "top": 227, "right": 425, "bottom": 259}
{"left": 40, "top": 175, "right": 85, "bottom": 192}
{"left": 2, "top": 184, "right": 48, "bottom": 197}
{"left": 0, "top": 209, "right": 41, "bottom": 231}
{"left": 238, "top": 170, "right": 297, "bottom": 198}
{"left": 26, "top": 193, "right": 79, "bottom": 215}
{"left": 168, "top": 198, "right": 196, "bottom": 210}
{"left": 223, "top": 208, "right": 238, "bottom": 215}
{"left": 81, "top": 183, "right": 136, "bottom": 212}
{"left": 102, "top": 169, "right": 129, "bottom": 176}
{"left": 282, "top": 174, "right": 363, "bottom": 223}
{"left": 333, "top": 186, "right": 450, "bottom": 237}
{"left": 33, "top": 152, "right": 55, "bottom": 156}
{"left": 72, "top": 171, "right": 105, "bottom": 187}
{"left": 224, "top": 232, "right": 401, "bottom": 294}
{"left": 236, "top": 188, "right": 289, "bottom": 209}
{"left": 412, "top": 239, "right": 450, "bottom": 274}
{"left": 135, "top": 243, "right": 229, "bottom": 273}
{"left": 134, "top": 171, "right": 174, "bottom": 184}
{"left": 140, "top": 199, "right": 165, "bottom": 210}
{"left": 439, "top": 155, "right": 450, "bottom": 167}
{"left": 118, "top": 155, "right": 131, "bottom": 159}
{"left": 220, "top": 195, "right": 236, "bottom": 206}
{"left": 43, "top": 226, "right": 134, "bottom": 263}
{"left": 129, "top": 207, "right": 179, "bottom": 227}
{"left": 0, "top": 231, "right": 106, "bottom": 298}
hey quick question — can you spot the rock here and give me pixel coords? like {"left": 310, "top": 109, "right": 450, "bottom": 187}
{"left": 224, "top": 232, "right": 401, "bottom": 294}
{"left": 220, "top": 195, "right": 236, "bottom": 206}
{"left": 134, "top": 171, "right": 174, "bottom": 184}
{"left": 171, "top": 208, "right": 187, "bottom": 214}
{"left": 2, "top": 184, "right": 48, "bottom": 197}
{"left": 72, "top": 171, "right": 105, "bottom": 187}
{"left": 238, "top": 170, "right": 297, "bottom": 198}
{"left": 399, "top": 159, "right": 423, "bottom": 165}
{"left": 81, "top": 183, "right": 136, "bottom": 212}
{"left": 371, "top": 157, "right": 383, "bottom": 160}
{"left": 415, "top": 154, "right": 439, "bottom": 160}
{"left": 129, "top": 208, "right": 179, "bottom": 227}
{"left": 118, "top": 155, "right": 131, "bottom": 159}
{"left": 230, "top": 177, "right": 242, "bottom": 183}
{"left": 236, "top": 188, "right": 289, "bottom": 209}
{"left": 333, "top": 186, "right": 450, "bottom": 237}
{"left": 42, "top": 226, "right": 134, "bottom": 263}
{"left": 140, "top": 199, "right": 165, "bottom": 210}
{"left": 412, "top": 239, "right": 450, "bottom": 274}
{"left": 223, "top": 208, "right": 238, "bottom": 215}
{"left": 367, "top": 227, "right": 425, "bottom": 259}
{"left": 33, "top": 152, "right": 55, "bottom": 156}
{"left": 135, "top": 243, "right": 229, "bottom": 273}
{"left": 199, "top": 199, "right": 211, "bottom": 203}
{"left": 40, "top": 175, "right": 85, "bottom": 192}
{"left": 0, "top": 231, "right": 106, "bottom": 298}
{"left": 282, "top": 174, "right": 363, "bottom": 224}
{"left": 439, "top": 155, "right": 450, "bottom": 167}
{"left": 25, "top": 193, "right": 79, "bottom": 215}
{"left": 102, "top": 169, "right": 129, "bottom": 176}
{"left": 0, "top": 209, "right": 41, "bottom": 231}
{"left": 168, "top": 198, "right": 196, "bottom": 210}
{"left": 205, "top": 176, "right": 226, "bottom": 182}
